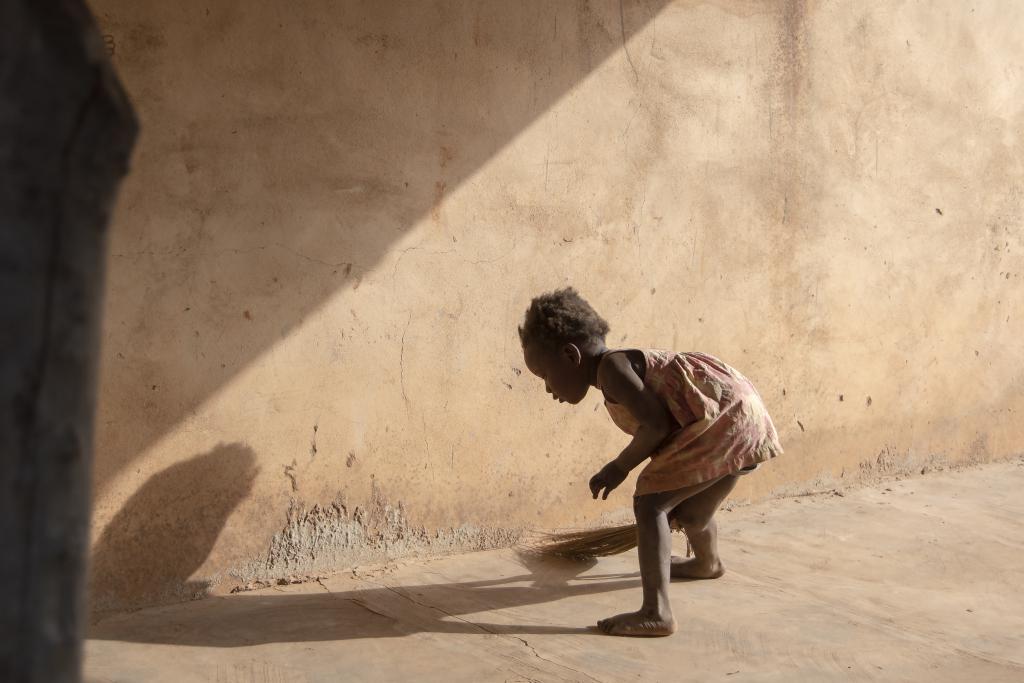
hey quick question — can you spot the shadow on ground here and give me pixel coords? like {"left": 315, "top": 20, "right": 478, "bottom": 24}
{"left": 90, "top": 554, "right": 639, "bottom": 645}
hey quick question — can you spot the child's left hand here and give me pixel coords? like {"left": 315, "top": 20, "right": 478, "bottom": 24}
{"left": 589, "top": 461, "right": 628, "bottom": 500}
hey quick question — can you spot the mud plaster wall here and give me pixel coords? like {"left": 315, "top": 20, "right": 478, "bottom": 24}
{"left": 87, "top": 0, "right": 1024, "bottom": 613}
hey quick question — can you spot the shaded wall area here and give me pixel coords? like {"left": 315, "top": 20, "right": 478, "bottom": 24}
{"left": 90, "top": 444, "right": 257, "bottom": 612}
{"left": 89, "top": 0, "right": 1024, "bottom": 613}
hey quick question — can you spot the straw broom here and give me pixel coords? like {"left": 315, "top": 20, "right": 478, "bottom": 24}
{"left": 523, "top": 521, "right": 691, "bottom": 560}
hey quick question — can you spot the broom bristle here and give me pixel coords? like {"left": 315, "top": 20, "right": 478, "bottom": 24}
{"left": 529, "top": 523, "right": 638, "bottom": 558}
{"left": 522, "top": 523, "right": 690, "bottom": 560}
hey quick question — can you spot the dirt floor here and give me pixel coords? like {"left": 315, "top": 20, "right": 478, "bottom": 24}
{"left": 85, "top": 460, "right": 1024, "bottom": 682}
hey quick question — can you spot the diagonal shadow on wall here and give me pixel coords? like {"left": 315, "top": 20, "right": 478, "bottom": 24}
{"left": 92, "top": 0, "right": 672, "bottom": 492}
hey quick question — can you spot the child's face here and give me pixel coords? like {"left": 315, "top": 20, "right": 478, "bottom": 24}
{"left": 523, "top": 341, "right": 590, "bottom": 405}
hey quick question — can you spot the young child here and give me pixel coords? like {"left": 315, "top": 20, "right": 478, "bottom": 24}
{"left": 519, "top": 287, "right": 782, "bottom": 637}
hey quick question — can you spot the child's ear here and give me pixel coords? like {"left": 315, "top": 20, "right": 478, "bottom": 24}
{"left": 562, "top": 343, "right": 582, "bottom": 367}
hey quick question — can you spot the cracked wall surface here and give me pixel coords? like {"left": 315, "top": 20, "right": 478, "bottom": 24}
{"left": 230, "top": 485, "right": 519, "bottom": 589}
{"left": 88, "top": 0, "right": 1024, "bottom": 613}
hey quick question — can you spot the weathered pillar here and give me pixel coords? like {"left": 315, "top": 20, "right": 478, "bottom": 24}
{"left": 0, "top": 1, "right": 137, "bottom": 681}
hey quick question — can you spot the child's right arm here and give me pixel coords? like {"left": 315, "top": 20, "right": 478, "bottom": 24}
{"left": 588, "top": 352, "right": 674, "bottom": 499}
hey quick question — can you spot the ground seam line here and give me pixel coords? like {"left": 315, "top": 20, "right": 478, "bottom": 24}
{"left": 355, "top": 577, "right": 605, "bottom": 683}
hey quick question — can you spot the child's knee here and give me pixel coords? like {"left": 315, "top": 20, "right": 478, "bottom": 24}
{"left": 671, "top": 502, "right": 713, "bottom": 531}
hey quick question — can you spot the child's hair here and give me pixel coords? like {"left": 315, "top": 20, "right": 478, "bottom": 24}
{"left": 518, "top": 287, "right": 610, "bottom": 350}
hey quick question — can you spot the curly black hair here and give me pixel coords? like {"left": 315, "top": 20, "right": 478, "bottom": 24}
{"left": 518, "top": 287, "right": 610, "bottom": 349}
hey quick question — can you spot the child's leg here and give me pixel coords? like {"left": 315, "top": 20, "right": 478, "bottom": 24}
{"left": 596, "top": 477, "right": 726, "bottom": 637}
{"left": 669, "top": 474, "right": 740, "bottom": 579}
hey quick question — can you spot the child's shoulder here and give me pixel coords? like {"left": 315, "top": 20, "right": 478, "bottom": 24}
{"left": 597, "top": 348, "right": 650, "bottom": 385}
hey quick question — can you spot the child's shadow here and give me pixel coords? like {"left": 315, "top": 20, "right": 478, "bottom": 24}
{"left": 89, "top": 552, "right": 640, "bottom": 646}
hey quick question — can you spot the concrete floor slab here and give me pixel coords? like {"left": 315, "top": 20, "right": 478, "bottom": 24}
{"left": 85, "top": 460, "right": 1024, "bottom": 682}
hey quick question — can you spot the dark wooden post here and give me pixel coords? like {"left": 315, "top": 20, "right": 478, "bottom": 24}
{"left": 0, "top": 1, "right": 137, "bottom": 681}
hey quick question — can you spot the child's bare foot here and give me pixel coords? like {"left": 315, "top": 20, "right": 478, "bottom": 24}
{"left": 596, "top": 609, "right": 677, "bottom": 637}
{"left": 670, "top": 555, "right": 724, "bottom": 579}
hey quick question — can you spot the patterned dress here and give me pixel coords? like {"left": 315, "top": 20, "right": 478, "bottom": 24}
{"left": 603, "top": 349, "right": 782, "bottom": 496}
